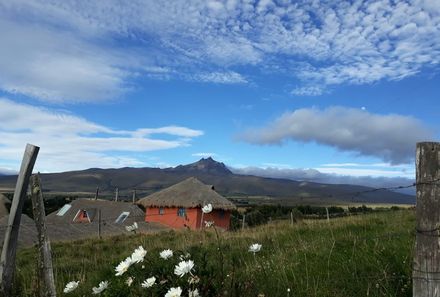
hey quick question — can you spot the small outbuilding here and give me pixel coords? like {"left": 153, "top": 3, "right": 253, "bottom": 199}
{"left": 137, "top": 177, "right": 236, "bottom": 230}
{"left": 45, "top": 198, "right": 166, "bottom": 241}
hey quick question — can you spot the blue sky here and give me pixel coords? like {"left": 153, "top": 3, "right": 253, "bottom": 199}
{"left": 0, "top": 0, "right": 439, "bottom": 189}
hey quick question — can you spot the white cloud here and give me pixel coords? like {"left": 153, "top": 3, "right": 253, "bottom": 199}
{"left": 193, "top": 72, "right": 248, "bottom": 84}
{"left": 291, "top": 85, "right": 325, "bottom": 96}
{"left": 238, "top": 106, "right": 435, "bottom": 164}
{"left": 2, "top": 0, "right": 440, "bottom": 101}
{"left": 192, "top": 152, "right": 218, "bottom": 158}
{"left": 0, "top": 167, "right": 18, "bottom": 175}
{"left": 230, "top": 165, "right": 415, "bottom": 194}
{"left": 314, "top": 167, "right": 413, "bottom": 179}
{"left": 0, "top": 18, "right": 129, "bottom": 103}
{"left": 0, "top": 98, "right": 203, "bottom": 172}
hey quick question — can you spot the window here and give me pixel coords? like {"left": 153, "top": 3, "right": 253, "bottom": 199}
{"left": 81, "top": 210, "right": 88, "bottom": 218}
{"left": 159, "top": 207, "right": 164, "bottom": 215}
{"left": 73, "top": 209, "right": 92, "bottom": 223}
{"left": 177, "top": 207, "right": 186, "bottom": 217}
{"left": 56, "top": 204, "right": 72, "bottom": 216}
{"left": 115, "top": 211, "right": 130, "bottom": 223}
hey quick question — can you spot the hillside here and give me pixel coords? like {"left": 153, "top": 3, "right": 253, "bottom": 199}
{"left": 14, "top": 210, "right": 414, "bottom": 296}
{"left": 0, "top": 158, "right": 414, "bottom": 204}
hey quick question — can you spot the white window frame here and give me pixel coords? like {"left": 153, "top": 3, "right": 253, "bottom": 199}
{"left": 56, "top": 204, "right": 72, "bottom": 216}
{"left": 115, "top": 211, "right": 130, "bottom": 223}
{"left": 72, "top": 209, "right": 91, "bottom": 223}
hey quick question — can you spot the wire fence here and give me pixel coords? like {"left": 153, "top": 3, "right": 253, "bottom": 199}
{"left": 0, "top": 178, "right": 438, "bottom": 231}
{"left": 1, "top": 177, "right": 438, "bottom": 291}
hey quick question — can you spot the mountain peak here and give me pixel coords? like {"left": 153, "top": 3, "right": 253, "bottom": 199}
{"left": 173, "top": 157, "right": 232, "bottom": 175}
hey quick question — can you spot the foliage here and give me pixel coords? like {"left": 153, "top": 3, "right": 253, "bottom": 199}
{"left": 13, "top": 210, "right": 415, "bottom": 297}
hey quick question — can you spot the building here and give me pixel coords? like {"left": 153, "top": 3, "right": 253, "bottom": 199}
{"left": 137, "top": 177, "right": 236, "bottom": 230}
{"left": 45, "top": 198, "right": 166, "bottom": 241}
{"left": 0, "top": 193, "right": 38, "bottom": 247}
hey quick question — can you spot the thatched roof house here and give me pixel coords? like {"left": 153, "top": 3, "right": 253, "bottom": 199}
{"left": 137, "top": 177, "right": 235, "bottom": 230}
{"left": 137, "top": 177, "right": 236, "bottom": 210}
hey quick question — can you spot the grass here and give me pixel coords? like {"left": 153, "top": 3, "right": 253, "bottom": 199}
{"left": 14, "top": 210, "right": 415, "bottom": 296}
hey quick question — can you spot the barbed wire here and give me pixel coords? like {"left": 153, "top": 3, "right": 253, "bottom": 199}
{"left": 0, "top": 178, "right": 437, "bottom": 239}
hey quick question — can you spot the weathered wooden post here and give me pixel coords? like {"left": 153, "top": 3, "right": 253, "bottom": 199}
{"left": 30, "top": 174, "right": 56, "bottom": 297}
{"left": 413, "top": 142, "right": 440, "bottom": 297}
{"left": 241, "top": 214, "right": 246, "bottom": 230}
{"left": 94, "top": 187, "right": 99, "bottom": 200}
{"left": 115, "top": 187, "right": 119, "bottom": 202}
{"left": 290, "top": 211, "right": 293, "bottom": 226}
{"left": 132, "top": 189, "right": 136, "bottom": 204}
{"left": 325, "top": 207, "right": 330, "bottom": 223}
{"left": 98, "top": 209, "right": 102, "bottom": 239}
{"left": 0, "top": 144, "right": 39, "bottom": 296}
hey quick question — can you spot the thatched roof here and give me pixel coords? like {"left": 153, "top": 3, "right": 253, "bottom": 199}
{"left": 137, "top": 177, "right": 236, "bottom": 210}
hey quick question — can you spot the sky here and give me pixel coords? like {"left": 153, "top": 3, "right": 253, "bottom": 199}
{"left": 0, "top": 0, "right": 439, "bottom": 190}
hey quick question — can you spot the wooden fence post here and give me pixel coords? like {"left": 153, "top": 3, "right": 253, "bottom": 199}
{"left": 0, "top": 144, "right": 39, "bottom": 296}
{"left": 413, "top": 142, "right": 440, "bottom": 297}
{"left": 94, "top": 187, "right": 99, "bottom": 200}
{"left": 325, "top": 207, "right": 330, "bottom": 223}
{"left": 115, "top": 188, "right": 119, "bottom": 202}
{"left": 241, "top": 214, "right": 246, "bottom": 230}
{"left": 98, "top": 209, "right": 102, "bottom": 239}
{"left": 30, "top": 174, "right": 56, "bottom": 297}
{"left": 132, "top": 189, "right": 136, "bottom": 204}
{"left": 290, "top": 211, "right": 293, "bottom": 226}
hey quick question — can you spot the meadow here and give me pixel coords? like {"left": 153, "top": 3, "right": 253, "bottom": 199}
{"left": 14, "top": 210, "right": 414, "bottom": 297}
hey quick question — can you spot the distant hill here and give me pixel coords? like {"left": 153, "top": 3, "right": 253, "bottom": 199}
{"left": 0, "top": 158, "right": 414, "bottom": 204}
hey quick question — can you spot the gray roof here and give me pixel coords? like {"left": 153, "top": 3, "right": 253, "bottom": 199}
{"left": 44, "top": 198, "right": 167, "bottom": 242}
{"left": 0, "top": 198, "right": 168, "bottom": 247}
{"left": 0, "top": 194, "right": 9, "bottom": 218}
{"left": 0, "top": 214, "right": 38, "bottom": 247}
{"left": 0, "top": 194, "right": 38, "bottom": 247}
{"left": 46, "top": 198, "right": 145, "bottom": 223}
{"left": 137, "top": 177, "right": 236, "bottom": 210}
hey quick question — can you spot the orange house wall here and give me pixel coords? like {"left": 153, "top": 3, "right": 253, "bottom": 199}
{"left": 198, "top": 209, "right": 231, "bottom": 229}
{"left": 145, "top": 207, "right": 231, "bottom": 230}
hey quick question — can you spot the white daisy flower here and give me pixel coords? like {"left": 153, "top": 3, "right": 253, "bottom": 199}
{"left": 160, "top": 249, "right": 173, "bottom": 260}
{"left": 115, "top": 256, "right": 132, "bottom": 276}
{"left": 165, "top": 287, "right": 182, "bottom": 297}
{"left": 141, "top": 276, "right": 156, "bottom": 288}
{"left": 131, "top": 246, "right": 147, "bottom": 263}
{"left": 126, "top": 276, "right": 134, "bottom": 287}
{"left": 92, "top": 280, "right": 108, "bottom": 294}
{"left": 174, "top": 260, "right": 194, "bottom": 277}
{"left": 248, "top": 243, "right": 262, "bottom": 254}
{"left": 63, "top": 281, "right": 79, "bottom": 293}
{"left": 202, "top": 204, "right": 213, "bottom": 214}
{"left": 125, "top": 222, "right": 138, "bottom": 232}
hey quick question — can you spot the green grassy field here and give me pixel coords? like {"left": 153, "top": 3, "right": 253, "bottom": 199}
{"left": 14, "top": 210, "right": 415, "bottom": 296}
